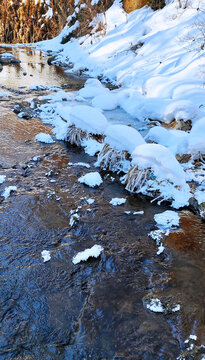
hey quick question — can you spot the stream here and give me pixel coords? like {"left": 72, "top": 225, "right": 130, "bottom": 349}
{"left": 0, "top": 46, "right": 204, "bottom": 360}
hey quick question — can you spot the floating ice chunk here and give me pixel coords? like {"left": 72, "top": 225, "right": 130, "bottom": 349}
{"left": 124, "top": 211, "right": 131, "bottom": 214}
{"left": 32, "top": 156, "right": 41, "bottom": 162}
{"left": 78, "top": 172, "right": 103, "bottom": 187}
{"left": 69, "top": 213, "right": 80, "bottom": 227}
{"left": 87, "top": 198, "right": 94, "bottom": 204}
{"left": 72, "top": 244, "right": 104, "bottom": 264}
{"left": 146, "top": 298, "right": 164, "bottom": 313}
{"left": 68, "top": 162, "right": 90, "bottom": 168}
{"left": 157, "top": 243, "right": 165, "bottom": 255}
{"left": 110, "top": 197, "right": 126, "bottom": 206}
{"left": 133, "top": 210, "right": 144, "bottom": 215}
{"left": 35, "top": 133, "right": 55, "bottom": 144}
{"left": 69, "top": 105, "right": 108, "bottom": 134}
{"left": 41, "top": 250, "right": 51, "bottom": 262}
{"left": 172, "top": 304, "right": 181, "bottom": 312}
{"left": 2, "top": 186, "right": 17, "bottom": 199}
{"left": 0, "top": 175, "right": 6, "bottom": 184}
{"left": 154, "top": 210, "right": 180, "bottom": 230}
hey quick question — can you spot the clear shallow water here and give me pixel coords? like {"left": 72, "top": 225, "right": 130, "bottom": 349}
{"left": 0, "top": 47, "right": 204, "bottom": 359}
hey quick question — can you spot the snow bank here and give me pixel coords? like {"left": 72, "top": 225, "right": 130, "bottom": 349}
{"left": 78, "top": 171, "right": 103, "bottom": 187}
{"left": 72, "top": 244, "right": 104, "bottom": 264}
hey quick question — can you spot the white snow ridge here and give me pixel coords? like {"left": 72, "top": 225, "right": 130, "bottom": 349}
{"left": 72, "top": 245, "right": 104, "bottom": 264}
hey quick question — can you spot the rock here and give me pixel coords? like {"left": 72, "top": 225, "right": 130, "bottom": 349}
{"left": 47, "top": 55, "right": 57, "bottom": 65}
{"left": 0, "top": 53, "right": 21, "bottom": 65}
{"left": 13, "top": 103, "right": 34, "bottom": 119}
{"left": 0, "top": 64, "right": 3, "bottom": 71}
{"left": 176, "top": 153, "right": 191, "bottom": 163}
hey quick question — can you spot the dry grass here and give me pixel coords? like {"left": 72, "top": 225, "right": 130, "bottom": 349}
{"left": 96, "top": 143, "right": 130, "bottom": 173}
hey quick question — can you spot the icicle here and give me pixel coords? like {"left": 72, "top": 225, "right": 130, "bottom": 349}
{"left": 96, "top": 144, "right": 130, "bottom": 173}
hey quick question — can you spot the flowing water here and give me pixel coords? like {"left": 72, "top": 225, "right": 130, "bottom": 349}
{"left": 0, "top": 46, "right": 204, "bottom": 360}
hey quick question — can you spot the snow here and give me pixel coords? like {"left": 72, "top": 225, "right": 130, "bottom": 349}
{"left": 35, "top": 133, "right": 55, "bottom": 144}
{"left": 78, "top": 171, "right": 103, "bottom": 187}
{"left": 2, "top": 186, "right": 17, "bottom": 199}
{"left": 87, "top": 198, "right": 95, "bottom": 204}
{"left": 69, "top": 213, "right": 80, "bottom": 227}
{"left": 69, "top": 105, "right": 108, "bottom": 134}
{"left": 41, "top": 250, "right": 51, "bottom": 262}
{"left": 154, "top": 210, "right": 180, "bottom": 229}
{"left": 104, "top": 124, "right": 145, "bottom": 154}
{"left": 35, "top": 0, "right": 205, "bottom": 211}
{"left": 110, "top": 197, "right": 126, "bottom": 206}
{"left": 92, "top": 92, "right": 118, "bottom": 111}
{"left": 132, "top": 144, "right": 187, "bottom": 187}
{"left": 0, "top": 175, "right": 6, "bottom": 184}
{"left": 150, "top": 210, "right": 179, "bottom": 255}
{"left": 146, "top": 298, "right": 164, "bottom": 313}
{"left": 72, "top": 244, "right": 104, "bottom": 264}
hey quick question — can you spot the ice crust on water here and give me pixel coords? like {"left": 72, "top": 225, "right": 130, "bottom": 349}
{"left": 110, "top": 197, "right": 127, "bottom": 206}
{"left": 0, "top": 175, "right": 6, "bottom": 184}
{"left": 2, "top": 186, "right": 17, "bottom": 199}
{"left": 78, "top": 172, "right": 103, "bottom": 187}
{"left": 72, "top": 244, "right": 104, "bottom": 264}
{"left": 35, "top": 133, "right": 55, "bottom": 144}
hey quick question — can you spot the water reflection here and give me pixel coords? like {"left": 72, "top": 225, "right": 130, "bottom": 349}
{"left": 0, "top": 46, "right": 81, "bottom": 89}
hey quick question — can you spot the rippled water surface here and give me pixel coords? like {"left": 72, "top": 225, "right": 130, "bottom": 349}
{"left": 0, "top": 47, "right": 204, "bottom": 359}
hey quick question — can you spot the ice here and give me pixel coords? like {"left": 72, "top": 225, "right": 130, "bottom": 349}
{"left": 146, "top": 298, "right": 164, "bottom": 313}
{"left": 131, "top": 144, "right": 187, "bottom": 187}
{"left": 78, "top": 172, "right": 103, "bottom": 187}
{"left": 68, "top": 162, "right": 91, "bottom": 168}
{"left": 72, "top": 244, "right": 104, "bottom": 264}
{"left": 87, "top": 198, "right": 95, "bottom": 204}
{"left": 0, "top": 175, "right": 6, "bottom": 184}
{"left": 2, "top": 186, "right": 17, "bottom": 199}
{"left": 35, "top": 133, "right": 55, "bottom": 144}
{"left": 41, "top": 250, "right": 51, "bottom": 262}
{"left": 110, "top": 197, "right": 126, "bottom": 206}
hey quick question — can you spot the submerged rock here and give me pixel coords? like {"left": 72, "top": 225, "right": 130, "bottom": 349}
{"left": 0, "top": 53, "right": 21, "bottom": 65}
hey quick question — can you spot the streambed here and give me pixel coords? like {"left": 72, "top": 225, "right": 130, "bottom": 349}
{"left": 0, "top": 46, "right": 204, "bottom": 360}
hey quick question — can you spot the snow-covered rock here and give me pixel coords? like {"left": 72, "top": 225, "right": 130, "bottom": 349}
{"left": 35, "top": 133, "right": 55, "bottom": 144}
